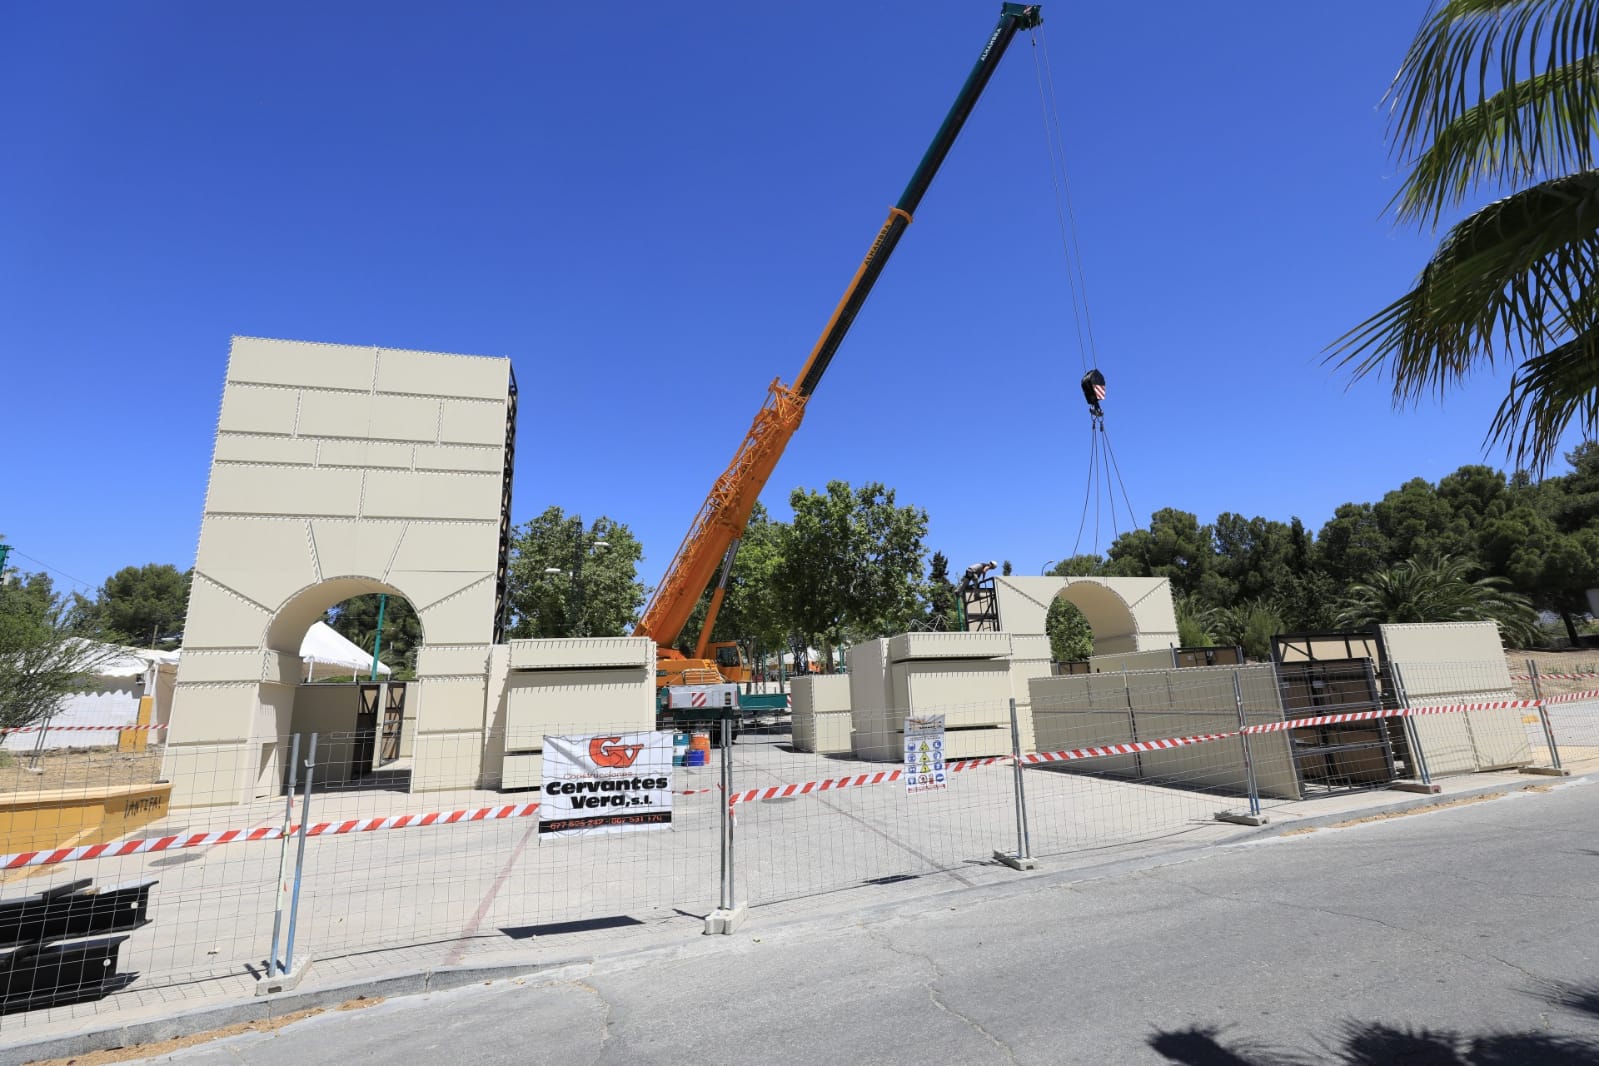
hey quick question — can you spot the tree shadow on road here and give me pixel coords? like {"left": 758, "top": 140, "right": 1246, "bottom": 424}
{"left": 1148, "top": 1013, "right": 1599, "bottom": 1065}
{"left": 1148, "top": 981, "right": 1599, "bottom": 1064}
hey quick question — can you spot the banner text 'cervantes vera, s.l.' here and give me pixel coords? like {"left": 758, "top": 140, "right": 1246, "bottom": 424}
{"left": 539, "top": 731, "right": 674, "bottom": 836}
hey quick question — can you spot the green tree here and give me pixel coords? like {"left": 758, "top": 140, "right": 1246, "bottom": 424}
{"left": 1479, "top": 503, "right": 1599, "bottom": 641}
{"left": 323, "top": 595, "right": 422, "bottom": 678}
{"left": 1212, "top": 513, "right": 1298, "bottom": 605}
{"left": 1318, "top": 503, "right": 1395, "bottom": 585}
{"left": 1212, "top": 600, "right": 1284, "bottom": 661}
{"left": 1271, "top": 570, "right": 1343, "bottom": 632}
{"left": 773, "top": 481, "right": 929, "bottom": 670}
{"left": 0, "top": 571, "right": 124, "bottom": 729}
{"left": 1373, "top": 478, "right": 1478, "bottom": 565}
{"left": 506, "top": 507, "right": 646, "bottom": 639}
{"left": 1437, "top": 464, "right": 1511, "bottom": 529}
{"left": 1175, "top": 595, "right": 1218, "bottom": 648}
{"left": 703, "top": 502, "right": 789, "bottom": 654}
{"left": 1105, "top": 509, "right": 1215, "bottom": 599}
{"left": 1329, "top": 0, "right": 1599, "bottom": 474}
{"left": 82, "top": 564, "right": 191, "bottom": 647}
{"left": 1335, "top": 554, "right": 1538, "bottom": 645}
{"left": 1288, "top": 516, "right": 1314, "bottom": 574}
{"left": 1046, "top": 555, "right": 1106, "bottom": 577}
{"left": 1548, "top": 441, "right": 1599, "bottom": 529}
{"left": 925, "top": 551, "right": 959, "bottom": 631}
{"left": 1045, "top": 596, "right": 1094, "bottom": 662}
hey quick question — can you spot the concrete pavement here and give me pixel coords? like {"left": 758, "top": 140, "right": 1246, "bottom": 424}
{"left": 68, "top": 775, "right": 1599, "bottom": 1065}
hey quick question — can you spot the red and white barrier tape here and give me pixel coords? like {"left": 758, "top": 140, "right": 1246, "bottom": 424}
{"left": 733, "top": 697, "right": 1567, "bottom": 805}
{"left": 1019, "top": 731, "right": 1236, "bottom": 767}
{"left": 727, "top": 754, "right": 1005, "bottom": 806}
{"left": 1540, "top": 687, "right": 1599, "bottom": 705}
{"left": 0, "top": 723, "right": 168, "bottom": 734}
{"left": 0, "top": 802, "right": 541, "bottom": 870}
{"left": 1242, "top": 698, "right": 1540, "bottom": 735}
{"left": 3, "top": 696, "right": 1581, "bottom": 865}
{"left": 1510, "top": 673, "right": 1599, "bottom": 682}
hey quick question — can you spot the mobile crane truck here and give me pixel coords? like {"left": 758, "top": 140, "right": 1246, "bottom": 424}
{"left": 636, "top": 4, "right": 1043, "bottom": 732}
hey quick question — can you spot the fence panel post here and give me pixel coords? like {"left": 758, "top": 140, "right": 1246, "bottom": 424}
{"left": 1362, "top": 658, "right": 1400, "bottom": 781}
{"left": 1527, "top": 659, "right": 1566, "bottom": 774}
{"left": 994, "top": 698, "right": 1037, "bottom": 870}
{"left": 1215, "top": 672, "right": 1267, "bottom": 826}
{"left": 1235, "top": 672, "right": 1261, "bottom": 818}
{"left": 280, "top": 733, "right": 317, "bottom": 986}
{"left": 1389, "top": 662, "right": 1433, "bottom": 788}
{"left": 705, "top": 709, "right": 746, "bottom": 934}
{"left": 268, "top": 732, "right": 302, "bottom": 976}
{"left": 24, "top": 712, "right": 53, "bottom": 773}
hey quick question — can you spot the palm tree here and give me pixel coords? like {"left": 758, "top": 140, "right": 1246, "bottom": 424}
{"left": 1212, "top": 600, "right": 1284, "bottom": 661}
{"left": 1329, "top": 1, "right": 1599, "bottom": 473}
{"left": 1174, "top": 595, "right": 1218, "bottom": 648}
{"left": 1335, "top": 554, "right": 1539, "bottom": 644}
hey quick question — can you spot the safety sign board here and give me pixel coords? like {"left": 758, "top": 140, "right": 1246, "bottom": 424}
{"left": 540, "top": 730, "right": 674, "bottom": 836}
{"left": 904, "top": 715, "right": 947, "bottom": 795}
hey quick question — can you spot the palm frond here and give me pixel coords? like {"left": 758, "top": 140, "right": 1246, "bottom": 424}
{"left": 1334, "top": 553, "right": 1539, "bottom": 642}
{"left": 1390, "top": 0, "right": 1599, "bottom": 214}
{"left": 1394, "top": 55, "right": 1599, "bottom": 225}
{"left": 1487, "top": 321, "right": 1599, "bottom": 467}
{"left": 1328, "top": 171, "right": 1599, "bottom": 469}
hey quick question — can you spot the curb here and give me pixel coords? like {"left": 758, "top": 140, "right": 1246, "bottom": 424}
{"left": 1218, "top": 770, "right": 1598, "bottom": 845}
{"left": 0, "top": 957, "right": 590, "bottom": 1066}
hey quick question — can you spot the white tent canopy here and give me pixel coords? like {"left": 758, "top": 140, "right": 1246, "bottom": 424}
{"left": 73, "top": 642, "right": 180, "bottom": 680}
{"left": 301, "top": 621, "right": 390, "bottom": 679}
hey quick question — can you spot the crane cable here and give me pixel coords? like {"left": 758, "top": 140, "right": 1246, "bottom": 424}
{"left": 1031, "top": 22, "right": 1141, "bottom": 558}
{"left": 1070, "top": 419, "right": 1098, "bottom": 557}
{"left": 1069, "top": 418, "right": 1139, "bottom": 559}
{"left": 1029, "top": 24, "right": 1100, "bottom": 374}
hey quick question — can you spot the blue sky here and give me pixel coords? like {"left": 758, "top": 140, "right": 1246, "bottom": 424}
{"left": 2, "top": 1, "right": 1579, "bottom": 601}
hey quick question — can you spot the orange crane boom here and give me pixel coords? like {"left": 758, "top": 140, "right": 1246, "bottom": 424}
{"left": 633, "top": 3, "right": 1042, "bottom": 672}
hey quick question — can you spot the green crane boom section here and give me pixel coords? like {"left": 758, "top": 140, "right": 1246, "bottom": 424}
{"left": 634, "top": 3, "right": 1043, "bottom": 658}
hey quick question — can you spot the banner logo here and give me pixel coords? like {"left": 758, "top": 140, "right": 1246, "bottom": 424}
{"left": 588, "top": 736, "right": 645, "bottom": 768}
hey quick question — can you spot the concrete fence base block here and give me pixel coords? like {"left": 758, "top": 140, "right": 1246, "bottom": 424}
{"left": 1519, "top": 765, "right": 1571, "bottom": 777}
{"left": 704, "top": 905, "right": 748, "bottom": 935}
{"left": 1389, "top": 781, "right": 1443, "bottom": 794}
{"left": 993, "top": 850, "right": 1038, "bottom": 871}
{"left": 1214, "top": 811, "right": 1269, "bottom": 827}
{"left": 254, "top": 957, "right": 314, "bottom": 997}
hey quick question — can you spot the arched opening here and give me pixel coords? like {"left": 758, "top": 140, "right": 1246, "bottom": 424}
{"left": 1050, "top": 581, "right": 1141, "bottom": 657}
{"left": 1046, "top": 596, "right": 1094, "bottom": 666}
{"left": 264, "top": 578, "right": 425, "bottom": 791}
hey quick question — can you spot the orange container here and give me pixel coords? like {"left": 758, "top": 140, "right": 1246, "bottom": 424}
{"left": 689, "top": 732, "right": 711, "bottom": 753}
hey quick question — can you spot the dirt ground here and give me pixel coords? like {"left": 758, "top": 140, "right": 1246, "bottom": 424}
{"left": 1504, "top": 648, "right": 1599, "bottom": 696}
{"left": 22, "top": 996, "right": 385, "bottom": 1065}
{"left": 0, "top": 746, "right": 164, "bottom": 796}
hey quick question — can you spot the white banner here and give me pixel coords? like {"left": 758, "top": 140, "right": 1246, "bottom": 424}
{"left": 539, "top": 730, "right": 674, "bottom": 836}
{"left": 904, "top": 714, "right": 947, "bottom": 795}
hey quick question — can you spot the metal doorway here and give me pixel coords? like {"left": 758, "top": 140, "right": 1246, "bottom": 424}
{"left": 380, "top": 682, "right": 405, "bottom": 765}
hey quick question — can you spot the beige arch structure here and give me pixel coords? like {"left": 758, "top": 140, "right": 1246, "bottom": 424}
{"left": 165, "top": 337, "right": 516, "bottom": 807}
{"left": 990, "top": 576, "right": 1178, "bottom": 654}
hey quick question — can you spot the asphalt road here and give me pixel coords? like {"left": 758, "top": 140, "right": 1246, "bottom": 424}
{"left": 128, "top": 779, "right": 1599, "bottom": 1065}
